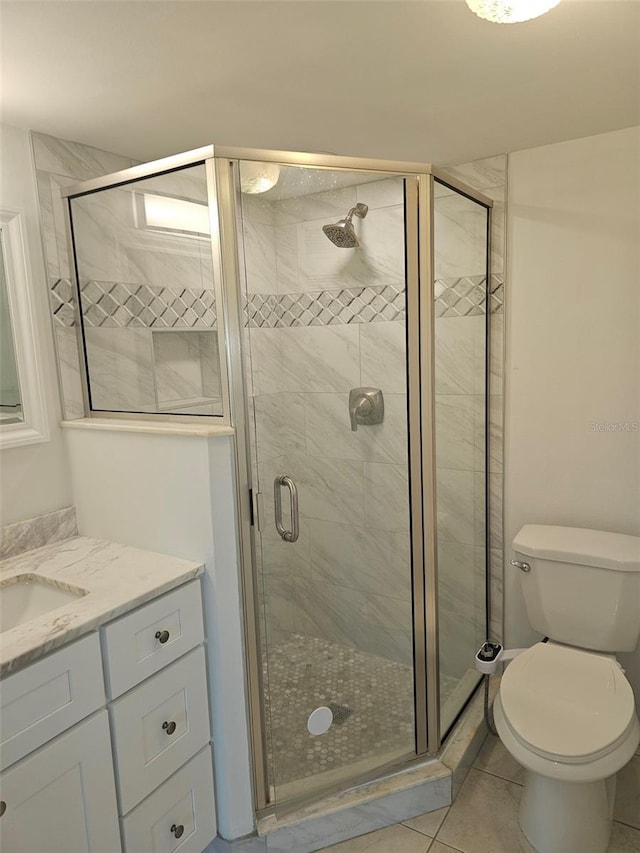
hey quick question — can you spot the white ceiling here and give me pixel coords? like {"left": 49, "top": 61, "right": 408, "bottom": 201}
{"left": 1, "top": 0, "right": 639, "bottom": 166}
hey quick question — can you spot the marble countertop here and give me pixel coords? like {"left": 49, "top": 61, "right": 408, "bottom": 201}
{"left": 0, "top": 536, "right": 203, "bottom": 677}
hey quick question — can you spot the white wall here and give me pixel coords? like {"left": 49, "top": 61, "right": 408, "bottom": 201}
{"left": 64, "top": 427, "right": 255, "bottom": 839}
{"left": 0, "top": 124, "right": 73, "bottom": 524}
{"left": 504, "top": 126, "right": 640, "bottom": 699}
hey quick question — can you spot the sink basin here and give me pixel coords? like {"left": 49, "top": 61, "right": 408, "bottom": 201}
{"left": 0, "top": 574, "right": 88, "bottom": 632}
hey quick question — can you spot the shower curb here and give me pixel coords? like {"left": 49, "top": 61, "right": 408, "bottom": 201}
{"left": 207, "top": 682, "right": 491, "bottom": 853}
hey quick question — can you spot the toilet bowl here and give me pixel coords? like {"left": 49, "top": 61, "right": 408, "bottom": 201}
{"left": 494, "top": 641, "right": 640, "bottom": 853}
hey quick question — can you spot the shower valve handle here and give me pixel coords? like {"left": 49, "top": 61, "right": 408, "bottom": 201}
{"left": 349, "top": 388, "right": 384, "bottom": 432}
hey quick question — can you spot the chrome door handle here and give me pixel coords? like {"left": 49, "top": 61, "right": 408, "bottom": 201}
{"left": 274, "top": 475, "right": 299, "bottom": 543}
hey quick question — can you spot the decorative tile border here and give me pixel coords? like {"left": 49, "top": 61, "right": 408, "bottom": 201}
{"left": 50, "top": 274, "right": 502, "bottom": 332}
{"left": 246, "top": 275, "right": 502, "bottom": 328}
{"left": 50, "top": 278, "right": 217, "bottom": 329}
{"left": 246, "top": 285, "right": 405, "bottom": 328}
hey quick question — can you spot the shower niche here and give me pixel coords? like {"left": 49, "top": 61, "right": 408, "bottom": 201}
{"left": 151, "top": 329, "right": 221, "bottom": 414}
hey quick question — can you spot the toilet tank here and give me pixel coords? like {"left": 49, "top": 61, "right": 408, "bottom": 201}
{"left": 513, "top": 525, "right": 640, "bottom": 652}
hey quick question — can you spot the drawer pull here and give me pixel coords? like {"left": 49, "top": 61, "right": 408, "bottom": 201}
{"left": 0, "top": 801, "right": 6, "bottom": 817}
{"left": 162, "top": 720, "right": 177, "bottom": 735}
{"left": 155, "top": 630, "right": 170, "bottom": 644}
{"left": 171, "top": 823, "right": 184, "bottom": 839}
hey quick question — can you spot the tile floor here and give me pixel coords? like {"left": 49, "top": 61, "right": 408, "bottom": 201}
{"left": 264, "top": 634, "right": 458, "bottom": 787}
{"left": 316, "top": 736, "right": 640, "bottom": 853}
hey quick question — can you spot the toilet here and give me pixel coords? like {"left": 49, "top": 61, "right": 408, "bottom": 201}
{"left": 494, "top": 524, "right": 640, "bottom": 853}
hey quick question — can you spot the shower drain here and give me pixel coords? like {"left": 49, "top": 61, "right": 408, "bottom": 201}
{"left": 328, "top": 702, "right": 352, "bottom": 725}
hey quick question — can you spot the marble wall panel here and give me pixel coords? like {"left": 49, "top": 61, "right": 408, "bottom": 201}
{"left": 36, "top": 171, "right": 75, "bottom": 279}
{"left": 364, "top": 462, "right": 410, "bottom": 533}
{"left": 55, "top": 326, "right": 86, "bottom": 419}
{"left": 444, "top": 155, "right": 506, "bottom": 191}
{"left": 242, "top": 219, "right": 278, "bottom": 294}
{"left": 249, "top": 328, "right": 283, "bottom": 396}
{"left": 360, "top": 321, "right": 407, "bottom": 393}
{"left": 435, "top": 469, "right": 478, "bottom": 547}
{"left": 489, "top": 311, "right": 504, "bottom": 392}
{"left": 254, "top": 392, "right": 306, "bottom": 460}
{"left": 434, "top": 193, "right": 488, "bottom": 280}
{"left": 286, "top": 454, "right": 365, "bottom": 526}
{"left": 293, "top": 205, "right": 405, "bottom": 292}
{"left": 438, "top": 541, "right": 482, "bottom": 678}
{"left": 489, "top": 548, "right": 504, "bottom": 644}
{"left": 273, "top": 186, "right": 357, "bottom": 227}
{"left": 291, "top": 577, "right": 413, "bottom": 665}
{"left": 274, "top": 224, "right": 299, "bottom": 292}
{"left": 200, "top": 334, "right": 222, "bottom": 401}
{"left": 32, "top": 132, "right": 135, "bottom": 181}
{"left": 356, "top": 178, "right": 404, "bottom": 209}
{"left": 279, "top": 325, "right": 360, "bottom": 393}
{"left": 84, "top": 327, "right": 156, "bottom": 412}
{"left": 488, "top": 394, "right": 503, "bottom": 474}
{"left": 303, "top": 392, "right": 407, "bottom": 465}
{"left": 308, "top": 519, "right": 411, "bottom": 600}
{"left": 434, "top": 316, "right": 485, "bottom": 396}
{"left": 435, "top": 394, "right": 482, "bottom": 472}
{"left": 241, "top": 194, "right": 275, "bottom": 227}
{"left": 72, "top": 185, "right": 214, "bottom": 291}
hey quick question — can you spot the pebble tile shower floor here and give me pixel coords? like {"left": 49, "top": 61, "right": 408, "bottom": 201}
{"left": 262, "top": 633, "right": 458, "bottom": 788}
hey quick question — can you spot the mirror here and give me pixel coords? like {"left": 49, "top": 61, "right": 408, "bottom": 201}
{"left": 0, "top": 210, "right": 48, "bottom": 447}
{"left": 0, "top": 231, "right": 23, "bottom": 424}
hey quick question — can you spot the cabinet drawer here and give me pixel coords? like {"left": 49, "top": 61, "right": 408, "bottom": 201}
{"left": 121, "top": 747, "right": 216, "bottom": 853}
{"left": 102, "top": 581, "right": 203, "bottom": 699}
{"left": 0, "top": 633, "right": 104, "bottom": 771}
{"left": 0, "top": 710, "right": 121, "bottom": 853}
{"left": 110, "top": 645, "right": 210, "bottom": 813}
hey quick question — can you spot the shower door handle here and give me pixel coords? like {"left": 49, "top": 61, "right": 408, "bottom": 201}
{"left": 274, "top": 475, "right": 299, "bottom": 543}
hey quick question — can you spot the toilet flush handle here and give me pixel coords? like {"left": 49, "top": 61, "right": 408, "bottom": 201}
{"left": 510, "top": 559, "right": 531, "bottom": 572}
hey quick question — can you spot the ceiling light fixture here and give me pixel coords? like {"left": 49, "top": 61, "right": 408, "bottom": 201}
{"left": 240, "top": 162, "right": 281, "bottom": 194}
{"left": 465, "top": 0, "right": 561, "bottom": 23}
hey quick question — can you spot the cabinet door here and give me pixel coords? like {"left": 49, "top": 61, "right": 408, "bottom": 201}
{"left": 0, "top": 710, "right": 121, "bottom": 853}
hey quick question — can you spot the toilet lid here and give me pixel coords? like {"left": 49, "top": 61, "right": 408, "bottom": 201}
{"left": 500, "top": 643, "right": 636, "bottom": 762}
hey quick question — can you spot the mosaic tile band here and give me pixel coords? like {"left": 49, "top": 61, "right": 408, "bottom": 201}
{"left": 50, "top": 274, "right": 503, "bottom": 329}
{"left": 50, "top": 278, "right": 217, "bottom": 329}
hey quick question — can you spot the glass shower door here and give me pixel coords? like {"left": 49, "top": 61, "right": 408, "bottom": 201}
{"left": 237, "top": 162, "right": 416, "bottom": 809}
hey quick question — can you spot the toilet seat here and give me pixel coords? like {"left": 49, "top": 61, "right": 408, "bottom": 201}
{"left": 499, "top": 642, "right": 636, "bottom": 764}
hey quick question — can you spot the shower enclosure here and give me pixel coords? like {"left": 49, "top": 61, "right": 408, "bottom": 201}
{"left": 62, "top": 147, "right": 491, "bottom": 818}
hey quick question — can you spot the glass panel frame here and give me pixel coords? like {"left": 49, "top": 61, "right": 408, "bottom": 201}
{"left": 432, "top": 177, "right": 491, "bottom": 737}
{"left": 63, "top": 150, "right": 232, "bottom": 426}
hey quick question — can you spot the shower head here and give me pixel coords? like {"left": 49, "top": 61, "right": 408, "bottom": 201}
{"left": 322, "top": 203, "right": 368, "bottom": 248}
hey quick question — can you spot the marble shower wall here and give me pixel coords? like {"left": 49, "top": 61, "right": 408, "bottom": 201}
{"left": 241, "top": 178, "right": 414, "bottom": 666}
{"left": 33, "top": 134, "right": 220, "bottom": 416}
{"left": 33, "top": 132, "right": 138, "bottom": 419}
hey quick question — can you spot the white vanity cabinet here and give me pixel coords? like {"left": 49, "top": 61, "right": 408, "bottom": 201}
{"left": 0, "top": 578, "right": 216, "bottom": 853}
{"left": 0, "top": 710, "right": 121, "bottom": 853}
